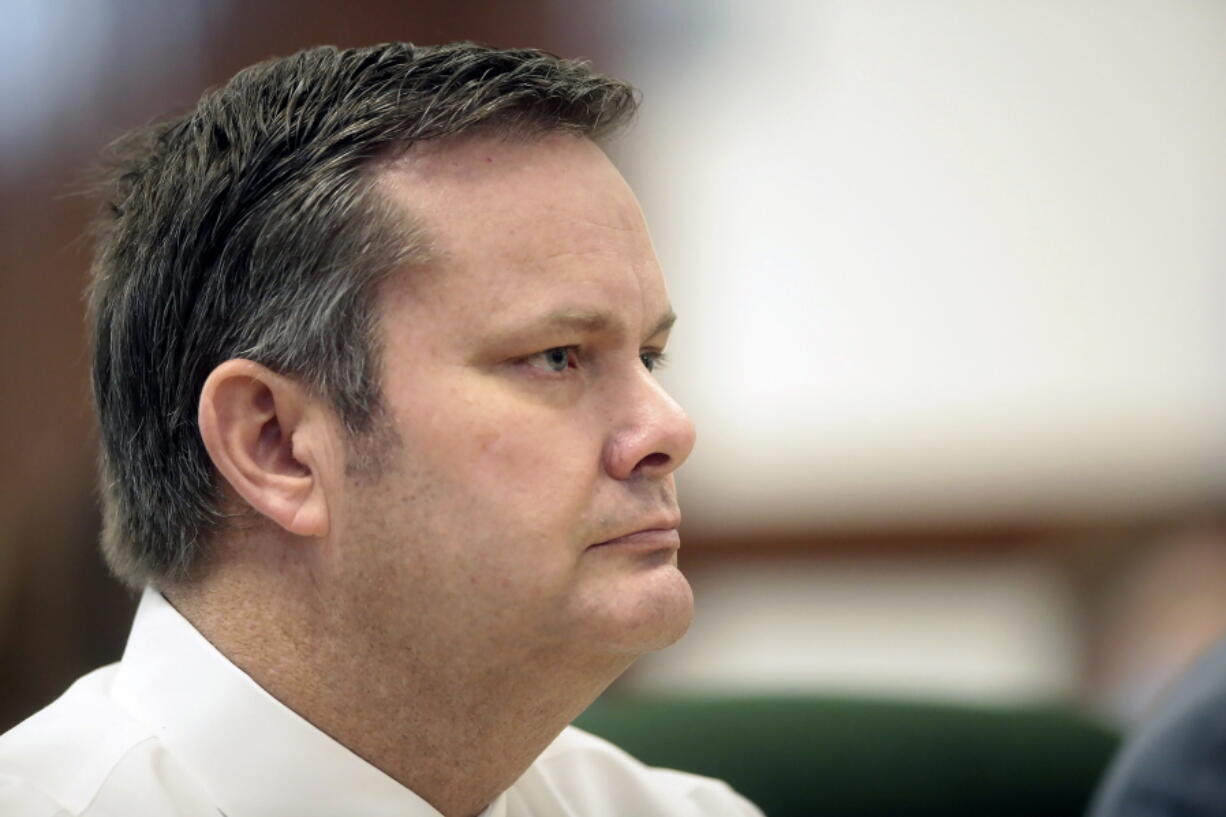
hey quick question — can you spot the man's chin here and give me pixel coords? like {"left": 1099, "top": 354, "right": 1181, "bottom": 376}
{"left": 583, "top": 564, "right": 695, "bottom": 655}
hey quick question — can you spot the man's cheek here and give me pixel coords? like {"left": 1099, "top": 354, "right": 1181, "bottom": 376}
{"left": 471, "top": 426, "right": 589, "bottom": 485}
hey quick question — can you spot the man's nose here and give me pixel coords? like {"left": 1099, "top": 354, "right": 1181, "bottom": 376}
{"left": 602, "top": 371, "right": 697, "bottom": 482}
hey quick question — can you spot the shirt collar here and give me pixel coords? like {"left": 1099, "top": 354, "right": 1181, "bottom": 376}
{"left": 112, "top": 587, "right": 507, "bottom": 817}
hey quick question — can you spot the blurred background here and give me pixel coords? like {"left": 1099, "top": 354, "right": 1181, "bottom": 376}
{"left": 2, "top": 1, "right": 1224, "bottom": 814}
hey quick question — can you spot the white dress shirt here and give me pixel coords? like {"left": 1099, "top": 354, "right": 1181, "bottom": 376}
{"left": 0, "top": 589, "right": 762, "bottom": 817}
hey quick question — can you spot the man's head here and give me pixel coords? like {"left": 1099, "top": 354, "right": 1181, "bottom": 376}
{"left": 90, "top": 42, "right": 695, "bottom": 655}
{"left": 91, "top": 43, "right": 640, "bottom": 583}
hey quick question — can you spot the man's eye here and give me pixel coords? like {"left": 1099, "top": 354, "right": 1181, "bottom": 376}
{"left": 641, "top": 351, "right": 668, "bottom": 372}
{"left": 524, "top": 346, "right": 576, "bottom": 373}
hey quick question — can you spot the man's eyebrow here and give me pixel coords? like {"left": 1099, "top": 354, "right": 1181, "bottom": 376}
{"left": 648, "top": 309, "right": 677, "bottom": 340}
{"left": 544, "top": 308, "right": 677, "bottom": 340}
{"left": 491, "top": 307, "right": 677, "bottom": 343}
{"left": 532, "top": 309, "right": 616, "bottom": 334}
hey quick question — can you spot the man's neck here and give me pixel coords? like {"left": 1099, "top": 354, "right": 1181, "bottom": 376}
{"left": 165, "top": 575, "right": 634, "bottom": 817}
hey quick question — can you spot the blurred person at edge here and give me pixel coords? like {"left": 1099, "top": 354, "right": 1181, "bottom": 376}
{"left": 1090, "top": 632, "right": 1226, "bottom": 816}
{"left": 0, "top": 43, "right": 762, "bottom": 817}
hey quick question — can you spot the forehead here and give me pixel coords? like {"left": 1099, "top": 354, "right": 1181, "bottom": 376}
{"left": 374, "top": 132, "right": 668, "bottom": 332}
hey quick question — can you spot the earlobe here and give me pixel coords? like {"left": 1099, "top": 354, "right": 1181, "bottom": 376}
{"left": 198, "top": 359, "right": 331, "bottom": 538}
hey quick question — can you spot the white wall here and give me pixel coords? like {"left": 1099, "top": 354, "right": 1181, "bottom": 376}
{"left": 626, "top": 556, "right": 1081, "bottom": 703}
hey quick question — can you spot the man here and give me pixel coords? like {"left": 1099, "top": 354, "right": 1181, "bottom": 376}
{"left": 0, "top": 43, "right": 762, "bottom": 817}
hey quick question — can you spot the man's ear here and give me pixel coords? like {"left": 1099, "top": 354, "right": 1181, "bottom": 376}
{"left": 198, "top": 359, "right": 333, "bottom": 538}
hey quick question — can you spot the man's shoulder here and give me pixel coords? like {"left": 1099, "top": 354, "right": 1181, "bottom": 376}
{"left": 517, "top": 725, "right": 762, "bottom": 817}
{"left": 0, "top": 664, "right": 160, "bottom": 816}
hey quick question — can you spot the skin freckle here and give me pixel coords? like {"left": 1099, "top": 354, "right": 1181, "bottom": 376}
{"left": 475, "top": 430, "right": 502, "bottom": 453}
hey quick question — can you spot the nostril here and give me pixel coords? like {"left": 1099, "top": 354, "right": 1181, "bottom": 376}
{"left": 637, "top": 452, "right": 670, "bottom": 471}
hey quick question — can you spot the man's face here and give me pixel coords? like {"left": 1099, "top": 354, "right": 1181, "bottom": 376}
{"left": 330, "top": 133, "right": 696, "bottom": 663}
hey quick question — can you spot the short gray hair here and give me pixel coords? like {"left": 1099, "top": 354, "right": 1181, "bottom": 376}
{"left": 88, "top": 42, "right": 639, "bottom": 589}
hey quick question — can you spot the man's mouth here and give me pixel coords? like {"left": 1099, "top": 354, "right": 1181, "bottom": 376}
{"left": 590, "top": 518, "right": 681, "bottom": 550}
